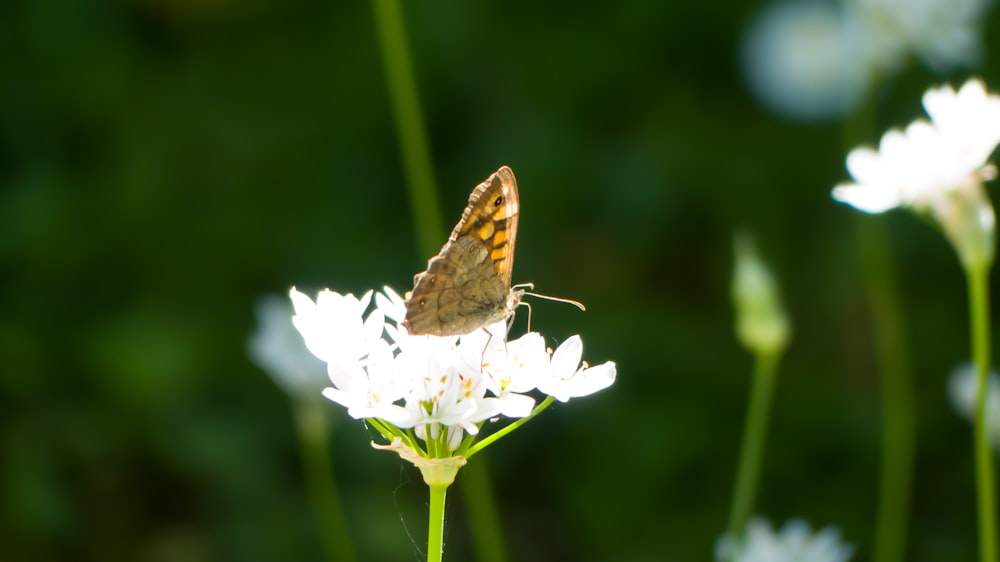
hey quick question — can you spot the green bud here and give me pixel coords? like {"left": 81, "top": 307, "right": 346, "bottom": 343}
{"left": 731, "top": 233, "right": 791, "bottom": 356}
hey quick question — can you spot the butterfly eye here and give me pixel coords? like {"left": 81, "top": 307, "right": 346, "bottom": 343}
{"left": 494, "top": 195, "right": 504, "bottom": 206}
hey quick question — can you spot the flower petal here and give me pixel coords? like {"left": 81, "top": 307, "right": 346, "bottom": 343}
{"left": 831, "top": 183, "right": 901, "bottom": 213}
{"left": 550, "top": 335, "right": 584, "bottom": 376}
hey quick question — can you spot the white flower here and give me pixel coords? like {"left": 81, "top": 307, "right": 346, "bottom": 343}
{"left": 834, "top": 119, "right": 964, "bottom": 213}
{"left": 288, "top": 286, "right": 616, "bottom": 456}
{"left": 455, "top": 322, "right": 546, "bottom": 418}
{"left": 739, "top": 0, "right": 994, "bottom": 121}
{"left": 289, "top": 287, "right": 383, "bottom": 371}
{"left": 247, "top": 295, "right": 328, "bottom": 396}
{"left": 948, "top": 362, "right": 1000, "bottom": 449}
{"left": 716, "top": 517, "right": 854, "bottom": 562}
{"left": 535, "top": 335, "right": 617, "bottom": 403}
{"left": 409, "top": 356, "right": 484, "bottom": 439}
{"left": 923, "top": 80, "right": 1000, "bottom": 170}
{"left": 832, "top": 78, "right": 1000, "bottom": 268}
{"left": 847, "top": 0, "right": 991, "bottom": 73}
{"left": 321, "top": 335, "right": 415, "bottom": 426}
{"left": 741, "top": 1, "right": 871, "bottom": 121}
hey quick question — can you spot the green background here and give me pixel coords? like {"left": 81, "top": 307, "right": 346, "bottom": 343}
{"left": 1, "top": 1, "right": 997, "bottom": 560}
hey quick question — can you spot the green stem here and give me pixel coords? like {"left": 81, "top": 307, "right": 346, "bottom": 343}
{"left": 465, "top": 396, "right": 555, "bottom": 459}
{"left": 293, "top": 397, "right": 358, "bottom": 562}
{"left": 427, "top": 483, "right": 449, "bottom": 562}
{"left": 858, "top": 218, "right": 915, "bottom": 562}
{"left": 726, "top": 350, "right": 780, "bottom": 554}
{"left": 460, "top": 460, "right": 509, "bottom": 562}
{"left": 842, "top": 80, "right": 914, "bottom": 562}
{"left": 372, "top": 0, "right": 444, "bottom": 256}
{"left": 969, "top": 263, "right": 998, "bottom": 562}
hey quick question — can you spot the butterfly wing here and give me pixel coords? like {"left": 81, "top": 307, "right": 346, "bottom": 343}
{"left": 403, "top": 166, "right": 520, "bottom": 336}
{"left": 454, "top": 165, "right": 518, "bottom": 291}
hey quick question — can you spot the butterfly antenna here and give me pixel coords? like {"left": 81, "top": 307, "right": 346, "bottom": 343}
{"left": 514, "top": 282, "right": 586, "bottom": 311}
{"left": 523, "top": 291, "right": 586, "bottom": 311}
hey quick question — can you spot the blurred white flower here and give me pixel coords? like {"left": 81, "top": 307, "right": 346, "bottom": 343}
{"left": 832, "top": 78, "right": 999, "bottom": 268}
{"left": 833, "top": 120, "right": 968, "bottom": 214}
{"left": 847, "top": 0, "right": 992, "bottom": 73}
{"left": 948, "top": 362, "right": 1000, "bottom": 448}
{"left": 740, "top": 0, "right": 995, "bottom": 121}
{"left": 289, "top": 287, "right": 383, "bottom": 373}
{"left": 288, "top": 286, "right": 616, "bottom": 456}
{"left": 248, "top": 295, "right": 328, "bottom": 396}
{"left": 741, "top": 1, "right": 871, "bottom": 121}
{"left": 716, "top": 517, "right": 854, "bottom": 562}
{"left": 923, "top": 80, "right": 1000, "bottom": 168}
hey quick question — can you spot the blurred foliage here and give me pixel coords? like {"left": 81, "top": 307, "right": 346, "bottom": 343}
{"left": 1, "top": 1, "right": 999, "bottom": 561}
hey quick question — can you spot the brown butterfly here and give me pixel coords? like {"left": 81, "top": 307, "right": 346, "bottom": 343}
{"left": 402, "top": 166, "right": 525, "bottom": 336}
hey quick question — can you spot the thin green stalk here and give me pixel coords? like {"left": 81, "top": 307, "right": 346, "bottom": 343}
{"left": 294, "top": 396, "right": 358, "bottom": 562}
{"left": 465, "top": 396, "right": 555, "bottom": 458}
{"left": 461, "top": 460, "right": 509, "bottom": 562}
{"left": 372, "top": 0, "right": 443, "bottom": 254}
{"left": 968, "top": 264, "right": 998, "bottom": 562}
{"left": 727, "top": 351, "right": 780, "bottom": 554}
{"left": 844, "top": 84, "right": 914, "bottom": 562}
{"left": 427, "top": 483, "right": 449, "bottom": 562}
{"left": 858, "top": 218, "right": 915, "bottom": 562}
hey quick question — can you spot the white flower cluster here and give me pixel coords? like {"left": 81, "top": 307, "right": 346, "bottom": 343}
{"left": 716, "top": 518, "right": 854, "bottom": 562}
{"left": 848, "top": 0, "right": 989, "bottom": 72}
{"left": 741, "top": 1, "right": 869, "bottom": 120}
{"left": 288, "top": 287, "right": 616, "bottom": 453}
{"left": 741, "top": 0, "right": 993, "bottom": 120}
{"left": 833, "top": 78, "right": 1000, "bottom": 268}
{"left": 833, "top": 79, "right": 1000, "bottom": 214}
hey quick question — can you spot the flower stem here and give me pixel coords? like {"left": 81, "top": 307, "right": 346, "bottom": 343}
{"left": 465, "top": 396, "right": 555, "bottom": 458}
{"left": 460, "top": 459, "right": 509, "bottom": 562}
{"left": 372, "top": 0, "right": 444, "bottom": 255}
{"left": 968, "top": 263, "right": 998, "bottom": 562}
{"left": 427, "top": 482, "right": 449, "bottom": 562}
{"left": 726, "top": 350, "right": 779, "bottom": 553}
{"left": 843, "top": 83, "right": 915, "bottom": 562}
{"left": 294, "top": 396, "right": 358, "bottom": 562}
{"left": 858, "top": 217, "right": 915, "bottom": 562}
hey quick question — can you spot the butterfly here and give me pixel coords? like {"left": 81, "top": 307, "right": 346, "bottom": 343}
{"left": 402, "top": 165, "right": 525, "bottom": 336}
